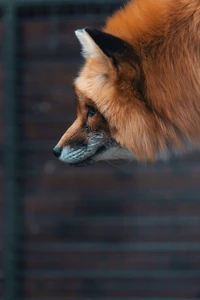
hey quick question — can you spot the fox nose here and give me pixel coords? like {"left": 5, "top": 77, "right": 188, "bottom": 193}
{"left": 53, "top": 146, "right": 62, "bottom": 158}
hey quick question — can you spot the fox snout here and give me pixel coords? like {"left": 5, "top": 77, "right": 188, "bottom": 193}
{"left": 53, "top": 103, "right": 133, "bottom": 166}
{"left": 53, "top": 108, "right": 114, "bottom": 166}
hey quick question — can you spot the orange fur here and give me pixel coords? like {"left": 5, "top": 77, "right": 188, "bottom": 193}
{"left": 104, "top": 0, "right": 169, "bottom": 47}
{"left": 104, "top": 0, "right": 200, "bottom": 160}
{"left": 57, "top": 0, "right": 200, "bottom": 163}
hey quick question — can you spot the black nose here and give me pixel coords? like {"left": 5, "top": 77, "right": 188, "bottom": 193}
{"left": 53, "top": 146, "right": 62, "bottom": 158}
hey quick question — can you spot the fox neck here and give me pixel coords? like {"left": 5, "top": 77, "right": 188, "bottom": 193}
{"left": 103, "top": 0, "right": 170, "bottom": 48}
{"left": 104, "top": 0, "right": 200, "bottom": 159}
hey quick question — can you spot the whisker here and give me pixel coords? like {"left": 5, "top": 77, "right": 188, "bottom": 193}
{"left": 105, "top": 160, "right": 127, "bottom": 172}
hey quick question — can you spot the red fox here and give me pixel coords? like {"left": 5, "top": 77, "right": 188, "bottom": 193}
{"left": 53, "top": 0, "right": 200, "bottom": 166}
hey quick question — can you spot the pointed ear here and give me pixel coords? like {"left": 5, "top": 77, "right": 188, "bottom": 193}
{"left": 75, "top": 28, "right": 132, "bottom": 61}
{"left": 75, "top": 28, "right": 101, "bottom": 59}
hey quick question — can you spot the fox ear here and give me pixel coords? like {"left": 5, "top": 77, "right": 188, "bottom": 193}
{"left": 75, "top": 28, "right": 132, "bottom": 60}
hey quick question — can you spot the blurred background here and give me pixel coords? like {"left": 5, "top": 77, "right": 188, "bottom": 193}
{"left": 1, "top": 0, "right": 200, "bottom": 299}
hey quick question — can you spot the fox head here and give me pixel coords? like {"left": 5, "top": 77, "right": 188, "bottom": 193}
{"left": 53, "top": 25, "right": 185, "bottom": 166}
{"left": 53, "top": 0, "right": 200, "bottom": 166}
{"left": 53, "top": 28, "right": 153, "bottom": 166}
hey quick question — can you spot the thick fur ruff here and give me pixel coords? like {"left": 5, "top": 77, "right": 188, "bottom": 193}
{"left": 103, "top": 0, "right": 200, "bottom": 160}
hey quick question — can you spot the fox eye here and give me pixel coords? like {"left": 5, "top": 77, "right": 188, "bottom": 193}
{"left": 87, "top": 106, "right": 96, "bottom": 117}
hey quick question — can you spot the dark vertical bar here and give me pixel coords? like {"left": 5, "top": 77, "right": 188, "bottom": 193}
{"left": 49, "top": 5, "right": 59, "bottom": 50}
{"left": 3, "top": 3, "right": 19, "bottom": 300}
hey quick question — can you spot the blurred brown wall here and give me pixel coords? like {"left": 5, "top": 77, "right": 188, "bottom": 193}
{"left": 1, "top": 4, "right": 200, "bottom": 299}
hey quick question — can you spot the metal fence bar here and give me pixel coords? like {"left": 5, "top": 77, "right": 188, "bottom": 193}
{"left": 0, "top": 0, "right": 123, "bottom": 4}
{"left": 15, "top": 298, "right": 200, "bottom": 300}
{"left": 28, "top": 215, "right": 200, "bottom": 225}
{"left": 3, "top": 3, "right": 20, "bottom": 300}
{"left": 22, "top": 241, "right": 200, "bottom": 252}
{"left": 19, "top": 269, "right": 200, "bottom": 278}
{"left": 9, "top": 298, "right": 200, "bottom": 300}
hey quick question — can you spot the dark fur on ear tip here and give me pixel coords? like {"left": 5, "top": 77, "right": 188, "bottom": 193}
{"left": 84, "top": 27, "right": 133, "bottom": 58}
